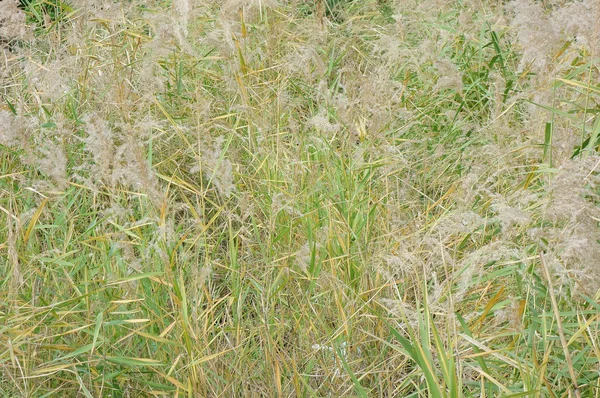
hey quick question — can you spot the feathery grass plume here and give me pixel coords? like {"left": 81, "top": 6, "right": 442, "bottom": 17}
{"left": 219, "top": 0, "right": 279, "bottom": 21}
{"left": 80, "top": 113, "right": 161, "bottom": 205}
{"left": 171, "top": 0, "right": 195, "bottom": 48}
{"left": 112, "top": 134, "right": 162, "bottom": 205}
{"left": 271, "top": 192, "right": 302, "bottom": 217}
{"left": 172, "top": 0, "right": 191, "bottom": 36}
{"left": 191, "top": 136, "right": 236, "bottom": 199}
{"left": 379, "top": 297, "right": 420, "bottom": 329}
{"left": 541, "top": 156, "right": 600, "bottom": 293}
{"left": 492, "top": 197, "right": 531, "bottom": 234}
{"left": 507, "top": 0, "right": 562, "bottom": 74}
{"left": 454, "top": 242, "right": 523, "bottom": 302}
{"left": 494, "top": 297, "right": 524, "bottom": 331}
{"left": 373, "top": 32, "right": 406, "bottom": 65}
{"left": 70, "top": 0, "right": 129, "bottom": 20}
{"left": 81, "top": 113, "right": 114, "bottom": 183}
{"left": 505, "top": 0, "right": 598, "bottom": 142}
{"left": 308, "top": 109, "right": 340, "bottom": 137}
{"left": 282, "top": 44, "right": 326, "bottom": 82}
{"left": 547, "top": 156, "right": 600, "bottom": 224}
{"left": 135, "top": 52, "right": 167, "bottom": 98}
{"left": 204, "top": 0, "right": 278, "bottom": 61}
{"left": 25, "top": 58, "right": 73, "bottom": 102}
{"left": 36, "top": 141, "right": 68, "bottom": 189}
{"left": 0, "top": 0, "right": 31, "bottom": 42}
{"left": 204, "top": 19, "right": 237, "bottom": 58}
{"left": 295, "top": 241, "right": 312, "bottom": 273}
{"left": 0, "top": 110, "right": 23, "bottom": 147}
{"left": 333, "top": 65, "right": 404, "bottom": 137}
{"left": 433, "top": 58, "right": 463, "bottom": 93}
{"left": 137, "top": 8, "right": 197, "bottom": 96}
{"left": 436, "top": 210, "right": 486, "bottom": 236}
{"left": 551, "top": 0, "right": 600, "bottom": 55}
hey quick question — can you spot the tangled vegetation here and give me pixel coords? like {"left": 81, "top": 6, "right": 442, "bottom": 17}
{"left": 1, "top": 0, "right": 599, "bottom": 396}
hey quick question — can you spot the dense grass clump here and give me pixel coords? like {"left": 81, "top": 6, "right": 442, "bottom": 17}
{"left": 1, "top": 0, "right": 600, "bottom": 396}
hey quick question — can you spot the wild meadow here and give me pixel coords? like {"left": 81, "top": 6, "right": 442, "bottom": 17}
{"left": 1, "top": 0, "right": 599, "bottom": 396}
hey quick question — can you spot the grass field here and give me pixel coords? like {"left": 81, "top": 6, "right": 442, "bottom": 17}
{"left": 1, "top": 0, "right": 600, "bottom": 396}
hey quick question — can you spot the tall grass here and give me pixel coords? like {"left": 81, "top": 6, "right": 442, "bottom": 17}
{"left": 1, "top": 0, "right": 599, "bottom": 396}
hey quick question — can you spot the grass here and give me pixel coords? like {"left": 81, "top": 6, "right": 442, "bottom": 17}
{"left": 1, "top": 0, "right": 600, "bottom": 396}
